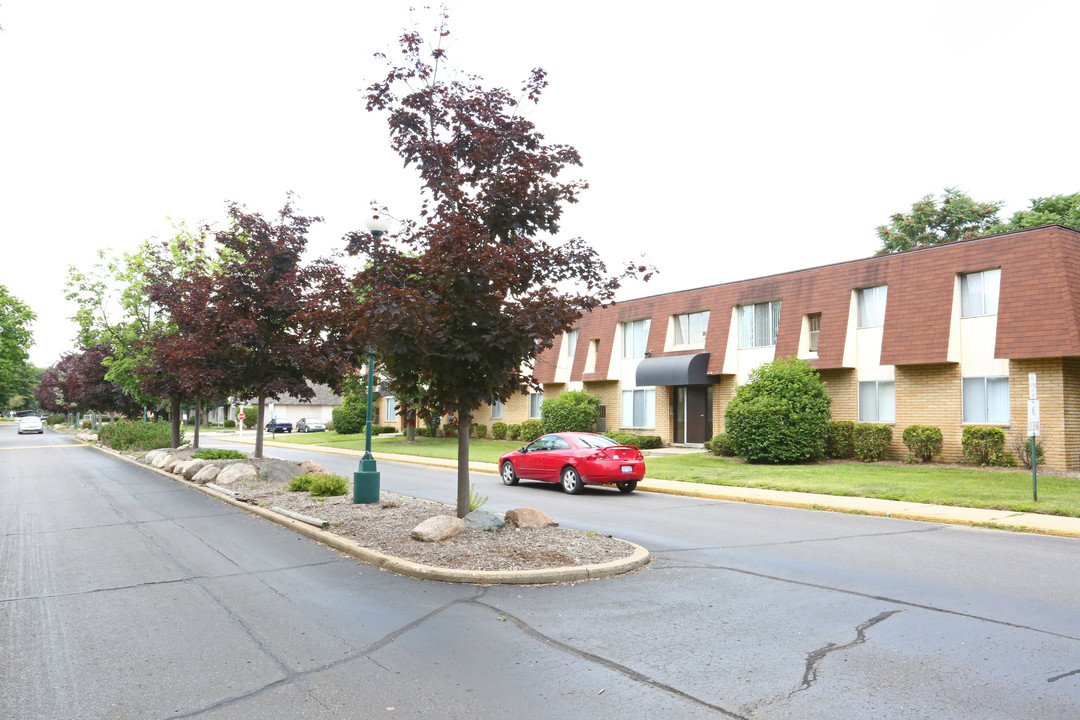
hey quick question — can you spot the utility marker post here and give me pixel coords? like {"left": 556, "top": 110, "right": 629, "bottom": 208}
{"left": 1028, "top": 373, "right": 1039, "bottom": 502}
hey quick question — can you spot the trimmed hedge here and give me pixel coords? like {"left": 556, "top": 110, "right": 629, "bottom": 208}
{"left": 520, "top": 420, "right": 544, "bottom": 442}
{"left": 507, "top": 424, "right": 522, "bottom": 441}
{"left": 223, "top": 419, "right": 236, "bottom": 429}
{"left": 825, "top": 421, "right": 855, "bottom": 459}
{"left": 473, "top": 423, "right": 488, "bottom": 439}
{"left": 605, "top": 430, "right": 663, "bottom": 449}
{"left": 704, "top": 433, "right": 736, "bottom": 456}
{"left": 491, "top": 422, "right": 508, "bottom": 440}
{"left": 724, "top": 357, "right": 832, "bottom": 463}
{"left": 962, "top": 425, "right": 1009, "bottom": 466}
{"left": 540, "top": 390, "right": 601, "bottom": 433}
{"left": 901, "top": 425, "right": 942, "bottom": 463}
{"left": 853, "top": 423, "right": 892, "bottom": 462}
{"left": 99, "top": 420, "right": 177, "bottom": 452}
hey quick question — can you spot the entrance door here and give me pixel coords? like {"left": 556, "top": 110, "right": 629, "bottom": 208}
{"left": 674, "top": 386, "right": 711, "bottom": 444}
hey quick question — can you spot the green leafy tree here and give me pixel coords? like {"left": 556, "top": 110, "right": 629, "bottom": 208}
{"left": 990, "top": 193, "right": 1080, "bottom": 233}
{"left": 876, "top": 188, "right": 1002, "bottom": 255}
{"left": 349, "top": 16, "right": 649, "bottom": 517}
{"left": 331, "top": 393, "right": 368, "bottom": 435}
{"left": 725, "top": 357, "right": 832, "bottom": 463}
{"left": 540, "top": 390, "right": 601, "bottom": 433}
{"left": 0, "top": 285, "right": 36, "bottom": 410}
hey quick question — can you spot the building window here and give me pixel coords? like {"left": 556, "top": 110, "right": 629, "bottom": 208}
{"left": 808, "top": 313, "right": 821, "bottom": 352}
{"left": 584, "top": 338, "right": 599, "bottom": 373}
{"left": 857, "top": 286, "right": 888, "bottom": 328}
{"left": 738, "top": 301, "right": 781, "bottom": 348}
{"left": 858, "top": 381, "right": 895, "bottom": 423}
{"left": 385, "top": 396, "right": 397, "bottom": 422}
{"left": 674, "top": 311, "right": 710, "bottom": 346}
{"left": 623, "top": 319, "right": 651, "bottom": 358}
{"left": 963, "top": 376, "right": 1009, "bottom": 423}
{"left": 529, "top": 392, "right": 543, "bottom": 418}
{"left": 621, "top": 388, "right": 656, "bottom": 428}
{"left": 961, "top": 269, "right": 1001, "bottom": 317}
{"left": 490, "top": 400, "right": 503, "bottom": 419}
{"left": 565, "top": 329, "right": 579, "bottom": 365}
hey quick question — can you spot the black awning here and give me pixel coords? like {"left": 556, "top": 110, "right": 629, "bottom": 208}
{"left": 635, "top": 353, "right": 712, "bottom": 386}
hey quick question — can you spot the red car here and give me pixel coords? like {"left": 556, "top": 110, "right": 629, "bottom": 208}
{"left": 499, "top": 432, "right": 646, "bottom": 494}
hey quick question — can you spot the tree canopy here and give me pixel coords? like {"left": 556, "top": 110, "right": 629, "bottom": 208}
{"left": 875, "top": 187, "right": 1003, "bottom": 255}
{"left": 350, "top": 16, "right": 650, "bottom": 515}
{"left": 0, "top": 284, "right": 36, "bottom": 410}
{"left": 990, "top": 193, "right": 1080, "bottom": 234}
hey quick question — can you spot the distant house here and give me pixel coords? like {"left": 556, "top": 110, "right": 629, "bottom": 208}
{"left": 265, "top": 384, "right": 344, "bottom": 424}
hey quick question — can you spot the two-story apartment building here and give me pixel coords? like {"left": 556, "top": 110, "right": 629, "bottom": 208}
{"left": 519, "top": 225, "right": 1080, "bottom": 470}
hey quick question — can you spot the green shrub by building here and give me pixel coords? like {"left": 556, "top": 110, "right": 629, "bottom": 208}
{"left": 902, "top": 425, "right": 943, "bottom": 463}
{"left": 540, "top": 390, "right": 601, "bottom": 433}
{"left": 724, "top": 357, "right": 832, "bottom": 463}
{"left": 962, "top": 426, "right": 1011, "bottom": 466}
{"left": 473, "top": 423, "right": 488, "bottom": 439}
{"left": 491, "top": 422, "right": 508, "bottom": 440}
{"left": 605, "top": 431, "right": 663, "bottom": 449}
{"left": 331, "top": 394, "right": 368, "bottom": 435}
{"left": 825, "top": 421, "right": 855, "bottom": 458}
{"left": 520, "top": 419, "right": 543, "bottom": 441}
{"left": 507, "top": 424, "right": 522, "bottom": 441}
{"left": 704, "top": 433, "right": 736, "bottom": 456}
{"left": 853, "top": 423, "right": 892, "bottom": 462}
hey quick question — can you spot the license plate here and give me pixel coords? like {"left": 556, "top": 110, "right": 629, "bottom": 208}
{"left": 621, "top": 465, "right": 633, "bottom": 473}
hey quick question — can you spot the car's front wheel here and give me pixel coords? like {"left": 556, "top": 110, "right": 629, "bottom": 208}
{"left": 616, "top": 480, "right": 637, "bottom": 493}
{"left": 560, "top": 466, "right": 584, "bottom": 494}
{"left": 501, "top": 461, "right": 519, "bottom": 486}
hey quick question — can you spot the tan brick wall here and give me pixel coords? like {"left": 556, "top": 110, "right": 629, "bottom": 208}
{"left": 653, "top": 386, "right": 672, "bottom": 443}
{"left": 819, "top": 368, "right": 856, "bottom": 421}
{"left": 713, "top": 379, "right": 736, "bottom": 433}
{"left": 894, "top": 363, "right": 963, "bottom": 462}
{"left": 1008, "top": 358, "right": 1080, "bottom": 470}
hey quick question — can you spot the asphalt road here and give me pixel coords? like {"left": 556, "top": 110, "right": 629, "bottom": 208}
{"left": 3, "top": 428, "right": 1079, "bottom": 719}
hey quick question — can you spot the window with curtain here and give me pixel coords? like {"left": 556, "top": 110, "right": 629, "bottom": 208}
{"left": 963, "top": 376, "right": 1009, "bottom": 423}
{"left": 738, "top": 301, "right": 781, "bottom": 348}
{"left": 529, "top": 392, "right": 543, "bottom": 418}
{"left": 385, "top": 396, "right": 397, "bottom": 422}
{"left": 622, "top": 319, "right": 651, "bottom": 358}
{"left": 674, "top": 311, "right": 710, "bottom": 346}
{"left": 490, "top": 400, "right": 503, "bottom": 419}
{"left": 857, "top": 286, "right": 888, "bottom": 328}
{"left": 858, "top": 380, "right": 895, "bottom": 422}
{"left": 621, "top": 388, "right": 655, "bottom": 428}
{"left": 807, "top": 313, "right": 821, "bottom": 352}
{"left": 565, "top": 329, "right": 579, "bottom": 365}
{"left": 961, "top": 269, "right": 1001, "bottom": 317}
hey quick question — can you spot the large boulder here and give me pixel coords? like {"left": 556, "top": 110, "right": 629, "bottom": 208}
{"left": 216, "top": 463, "right": 258, "bottom": 486}
{"left": 191, "top": 465, "right": 221, "bottom": 485}
{"left": 505, "top": 508, "right": 558, "bottom": 529}
{"left": 152, "top": 452, "right": 175, "bottom": 469}
{"left": 299, "top": 459, "right": 330, "bottom": 475}
{"left": 180, "top": 459, "right": 209, "bottom": 480}
{"left": 262, "top": 459, "right": 303, "bottom": 485}
{"left": 464, "top": 509, "right": 505, "bottom": 532}
{"left": 411, "top": 515, "right": 467, "bottom": 542}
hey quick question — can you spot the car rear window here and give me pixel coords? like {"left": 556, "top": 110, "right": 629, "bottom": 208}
{"left": 576, "top": 435, "right": 620, "bottom": 448}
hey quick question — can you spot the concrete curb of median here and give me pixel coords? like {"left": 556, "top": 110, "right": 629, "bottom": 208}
{"left": 87, "top": 442, "right": 652, "bottom": 584}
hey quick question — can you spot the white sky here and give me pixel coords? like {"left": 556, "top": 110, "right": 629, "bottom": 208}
{"left": 2, "top": 1, "right": 1078, "bottom": 367}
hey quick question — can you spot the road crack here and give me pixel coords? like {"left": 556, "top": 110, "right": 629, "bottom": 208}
{"left": 793, "top": 609, "right": 902, "bottom": 695}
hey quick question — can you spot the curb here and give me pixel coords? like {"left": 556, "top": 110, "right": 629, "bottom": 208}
{"left": 87, "top": 443, "right": 652, "bottom": 584}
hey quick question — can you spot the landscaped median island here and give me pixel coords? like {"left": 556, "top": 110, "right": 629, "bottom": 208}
{"left": 119, "top": 446, "right": 648, "bottom": 582}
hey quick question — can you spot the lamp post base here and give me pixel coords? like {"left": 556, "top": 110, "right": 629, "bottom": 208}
{"left": 353, "top": 452, "right": 380, "bottom": 503}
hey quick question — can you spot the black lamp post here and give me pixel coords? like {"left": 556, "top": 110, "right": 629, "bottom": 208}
{"left": 353, "top": 214, "right": 391, "bottom": 504}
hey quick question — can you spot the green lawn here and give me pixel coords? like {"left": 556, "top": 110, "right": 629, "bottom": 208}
{"left": 272, "top": 432, "right": 524, "bottom": 464}
{"left": 268, "top": 431, "right": 1080, "bottom": 517}
{"left": 643, "top": 454, "right": 1080, "bottom": 517}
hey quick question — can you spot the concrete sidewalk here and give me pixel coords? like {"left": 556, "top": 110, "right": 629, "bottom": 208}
{"left": 218, "top": 434, "right": 1080, "bottom": 540}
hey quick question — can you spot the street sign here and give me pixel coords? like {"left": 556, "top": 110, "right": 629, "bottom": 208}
{"left": 1028, "top": 373, "right": 1037, "bottom": 400}
{"left": 238, "top": 412, "right": 246, "bottom": 421}
{"left": 1027, "top": 400, "right": 1040, "bottom": 437}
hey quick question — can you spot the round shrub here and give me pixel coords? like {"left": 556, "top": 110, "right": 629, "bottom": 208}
{"left": 507, "top": 424, "right": 522, "bottom": 441}
{"left": 491, "top": 422, "right": 508, "bottom": 440}
{"left": 242, "top": 406, "right": 257, "bottom": 429}
{"left": 223, "top": 419, "right": 236, "bottom": 429}
{"left": 331, "top": 394, "right": 368, "bottom": 435}
{"left": 520, "top": 419, "right": 543, "bottom": 442}
{"left": 704, "top": 433, "right": 736, "bottom": 456}
{"left": 962, "top": 426, "right": 1007, "bottom": 466}
{"left": 825, "top": 421, "right": 855, "bottom": 459}
{"left": 724, "top": 357, "right": 832, "bottom": 463}
{"left": 902, "top": 425, "right": 943, "bottom": 463}
{"left": 540, "top": 390, "right": 601, "bottom": 433}
{"left": 192, "top": 448, "right": 247, "bottom": 460}
{"left": 474, "top": 423, "right": 488, "bottom": 439}
{"left": 99, "top": 419, "right": 176, "bottom": 451}
{"left": 46, "top": 414, "right": 65, "bottom": 426}
{"left": 853, "top": 423, "right": 893, "bottom": 462}
{"left": 308, "top": 473, "right": 349, "bottom": 497}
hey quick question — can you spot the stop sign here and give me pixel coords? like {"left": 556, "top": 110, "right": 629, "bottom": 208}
{"left": 237, "top": 412, "right": 246, "bottom": 421}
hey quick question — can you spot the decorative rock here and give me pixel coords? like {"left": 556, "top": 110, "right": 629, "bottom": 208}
{"left": 505, "top": 508, "right": 559, "bottom": 529}
{"left": 161, "top": 457, "right": 182, "bottom": 473}
{"left": 411, "top": 515, "right": 467, "bottom": 542}
{"left": 180, "top": 459, "right": 209, "bottom": 480}
{"left": 172, "top": 461, "right": 192, "bottom": 476}
{"left": 192, "top": 465, "right": 221, "bottom": 484}
{"left": 262, "top": 459, "right": 303, "bottom": 485}
{"left": 463, "top": 509, "right": 506, "bottom": 532}
{"left": 299, "top": 459, "right": 330, "bottom": 475}
{"left": 216, "top": 463, "right": 258, "bottom": 486}
{"left": 152, "top": 452, "right": 175, "bottom": 469}
{"left": 144, "top": 449, "right": 165, "bottom": 464}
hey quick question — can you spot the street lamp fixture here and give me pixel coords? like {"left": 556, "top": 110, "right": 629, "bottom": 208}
{"left": 354, "top": 214, "right": 391, "bottom": 504}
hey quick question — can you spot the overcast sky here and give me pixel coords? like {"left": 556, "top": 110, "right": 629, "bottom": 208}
{"left": 2, "top": 1, "right": 1078, "bottom": 367}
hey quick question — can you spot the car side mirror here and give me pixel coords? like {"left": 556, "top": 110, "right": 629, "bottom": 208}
{"left": 518, "top": 447, "right": 526, "bottom": 454}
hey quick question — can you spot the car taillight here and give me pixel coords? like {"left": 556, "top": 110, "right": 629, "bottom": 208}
{"left": 587, "top": 451, "right": 608, "bottom": 461}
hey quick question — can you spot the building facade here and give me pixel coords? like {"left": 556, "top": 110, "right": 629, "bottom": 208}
{"left": 523, "top": 225, "right": 1080, "bottom": 469}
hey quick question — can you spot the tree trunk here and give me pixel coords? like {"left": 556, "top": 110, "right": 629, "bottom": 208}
{"left": 456, "top": 407, "right": 472, "bottom": 518}
{"left": 170, "top": 396, "right": 182, "bottom": 448}
{"left": 193, "top": 396, "right": 201, "bottom": 449}
{"left": 405, "top": 408, "right": 416, "bottom": 442}
{"left": 254, "top": 395, "right": 265, "bottom": 458}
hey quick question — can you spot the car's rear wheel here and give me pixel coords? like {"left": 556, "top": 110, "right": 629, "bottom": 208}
{"left": 616, "top": 480, "right": 637, "bottom": 493}
{"left": 560, "top": 466, "right": 584, "bottom": 494}
{"left": 501, "top": 461, "right": 519, "bottom": 486}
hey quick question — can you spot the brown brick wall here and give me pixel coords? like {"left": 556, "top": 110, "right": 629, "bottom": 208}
{"left": 894, "top": 364, "right": 963, "bottom": 462}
